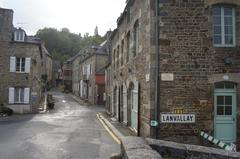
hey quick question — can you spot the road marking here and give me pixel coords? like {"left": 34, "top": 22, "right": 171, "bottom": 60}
{"left": 96, "top": 114, "right": 121, "bottom": 145}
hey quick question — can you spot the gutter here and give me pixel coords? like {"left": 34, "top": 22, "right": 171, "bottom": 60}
{"left": 154, "top": 0, "right": 160, "bottom": 139}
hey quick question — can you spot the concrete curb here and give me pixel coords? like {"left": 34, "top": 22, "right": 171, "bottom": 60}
{"left": 97, "top": 113, "right": 124, "bottom": 142}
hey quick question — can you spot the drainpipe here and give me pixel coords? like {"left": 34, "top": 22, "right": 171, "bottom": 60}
{"left": 154, "top": 0, "right": 160, "bottom": 139}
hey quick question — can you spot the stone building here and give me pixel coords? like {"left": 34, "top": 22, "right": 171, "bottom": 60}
{"left": 72, "top": 51, "right": 88, "bottom": 96}
{"left": 108, "top": 0, "right": 240, "bottom": 148}
{"left": 71, "top": 41, "right": 109, "bottom": 105}
{"left": 0, "top": 7, "right": 52, "bottom": 113}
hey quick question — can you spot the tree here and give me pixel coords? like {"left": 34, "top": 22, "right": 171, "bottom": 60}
{"left": 35, "top": 27, "right": 106, "bottom": 64}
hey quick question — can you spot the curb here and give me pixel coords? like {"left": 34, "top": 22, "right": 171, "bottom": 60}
{"left": 97, "top": 113, "right": 124, "bottom": 144}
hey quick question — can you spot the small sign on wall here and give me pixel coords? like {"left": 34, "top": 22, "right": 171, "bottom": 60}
{"left": 161, "top": 114, "right": 195, "bottom": 123}
{"left": 145, "top": 74, "right": 150, "bottom": 82}
{"left": 31, "top": 95, "right": 37, "bottom": 102}
{"left": 161, "top": 73, "right": 174, "bottom": 81}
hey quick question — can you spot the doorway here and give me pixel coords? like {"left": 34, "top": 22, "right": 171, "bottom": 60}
{"left": 214, "top": 82, "right": 237, "bottom": 143}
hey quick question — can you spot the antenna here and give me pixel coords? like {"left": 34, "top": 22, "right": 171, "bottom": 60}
{"left": 16, "top": 22, "right": 28, "bottom": 29}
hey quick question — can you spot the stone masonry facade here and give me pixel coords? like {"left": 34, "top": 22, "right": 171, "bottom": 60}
{"left": 109, "top": 0, "right": 240, "bottom": 149}
{"left": 0, "top": 7, "right": 52, "bottom": 114}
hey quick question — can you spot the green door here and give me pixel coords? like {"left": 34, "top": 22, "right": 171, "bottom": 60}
{"left": 214, "top": 86, "right": 236, "bottom": 143}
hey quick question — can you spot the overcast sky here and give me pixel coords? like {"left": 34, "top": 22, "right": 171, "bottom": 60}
{"left": 0, "top": 0, "right": 126, "bottom": 36}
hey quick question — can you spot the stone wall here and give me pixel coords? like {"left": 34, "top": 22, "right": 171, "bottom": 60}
{"left": 111, "top": 0, "right": 153, "bottom": 137}
{"left": 156, "top": 0, "right": 240, "bottom": 146}
{"left": 0, "top": 42, "right": 43, "bottom": 113}
{"left": 147, "top": 138, "right": 240, "bottom": 159}
{"left": 113, "top": 137, "right": 240, "bottom": 159}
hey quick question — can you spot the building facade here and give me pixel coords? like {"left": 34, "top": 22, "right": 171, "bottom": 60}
{"left": 78, "top": 46, "right": 108, "bottom": 105}
{"left": 62, "top": 60, "right": 73, "bottom": 92}
{"left": 72, "top": 52, "right": 87, "bottom": 96}
{"left": 0, "top": 7, "right": 52, "bottom": 113}
{"left": 109, "top": 0, "right": 240, "bottom": 148}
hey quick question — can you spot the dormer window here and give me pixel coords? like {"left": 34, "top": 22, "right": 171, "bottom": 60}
{"left": 14, "top": 30, "right": 25, "bottom": 42}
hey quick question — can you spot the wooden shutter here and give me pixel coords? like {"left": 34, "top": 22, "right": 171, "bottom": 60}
{"left": 123, "top": 85, "right": 128, "bottom": 124}
{"left": 132, "top": 81, "right": 139, "bottom": 131}
{"left": 9, "top": 87, "right": 15, "bottom": 104}
{"left": 10, "top": 56, "right": 16, "bottom": 72}
{"left": 25, "top": 58, "right": 31, "bottom": 73}
{"left": 133, "top": 81, "right": 139, "bottom": 112}
{"left": 24, "top": 88, "right": 30, "bottom": 104}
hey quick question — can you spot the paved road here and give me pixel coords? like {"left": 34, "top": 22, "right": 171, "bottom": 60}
{"left": 0, "top": 91, "right": 120, "bottom": 159}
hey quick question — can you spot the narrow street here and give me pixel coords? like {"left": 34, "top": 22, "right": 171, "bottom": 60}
{"left": 0, "top": 91, "right": 120, "bottom": 159}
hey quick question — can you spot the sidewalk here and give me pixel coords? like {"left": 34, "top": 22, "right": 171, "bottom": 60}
{"left": 98, "top": 112, "right": 136, "bottom": 141}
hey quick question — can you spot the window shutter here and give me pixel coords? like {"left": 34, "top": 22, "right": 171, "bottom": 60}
{"left": 10, "top": 56, "right": 16, "bottom": 72}
{"left": 123, "top": 85, "right": 128, "bottom": 124}
{"left": 9, "top": 87, "right": 15, "bottom": 104}
{"left": 132, "top": 81, "right": 139, "bottom": 112}
{"left": 24, "top": 88, "right": 30, "bottom": 104}
{"left": 116, "top": 87, "right": 119, "bottom": 120}
{"left": 25, "top": 58, "right": 31, "bottom": 73}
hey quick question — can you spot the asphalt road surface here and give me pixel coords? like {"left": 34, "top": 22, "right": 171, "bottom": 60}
{"left": 0, "top": 91, "right": 120, "bottom": 159}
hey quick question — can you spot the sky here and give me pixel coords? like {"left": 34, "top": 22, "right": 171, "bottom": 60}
{"left": 0, "top": 0, "right": 126, "bottom": 36}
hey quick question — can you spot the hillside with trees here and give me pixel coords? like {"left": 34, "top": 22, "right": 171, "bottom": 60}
{"left": 35, "top": 27, "right": 105, "bottom": 64}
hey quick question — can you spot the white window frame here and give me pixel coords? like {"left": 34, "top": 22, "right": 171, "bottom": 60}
{"left": 213, "top": 6, "right": 236, "bottom": 47}
{"left": 14, "top": 31, "right": 25, "bottom": 42}
{"left": 14, "top": 87, "right": 25, "bottom": 104}
{"left": 16, "top": 57, "right": 26, "bottom": 73}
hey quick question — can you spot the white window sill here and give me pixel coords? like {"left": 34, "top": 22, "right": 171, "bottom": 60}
{"left": 15, "top": 72, "right": 28, "bottom": 74}
{"left": 214, "top": 44, "right": 236, "bottom": 48}
{"left": 14, "top": 40, "right": 25, "bottom": 42}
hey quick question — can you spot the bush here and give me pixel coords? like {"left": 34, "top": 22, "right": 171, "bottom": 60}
{"left": 2, "top": 107, "right": 13, "bottom": 116}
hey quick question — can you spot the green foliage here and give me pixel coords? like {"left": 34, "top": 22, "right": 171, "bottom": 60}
{"left": 35, "top": 27, "right": 106, "bottom": 64}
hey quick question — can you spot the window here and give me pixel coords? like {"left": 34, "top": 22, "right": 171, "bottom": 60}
{"left": 14, "top": 88, "right": 24, "bottom": 103}
{"left": 14, "top": 31, "right": 25, "bottom": 42}
{"left": 113, "top": 50, "right": 116, "bottom": 70}
{"left": 10, "top": 56, "right": 31, "bottom": 73}
{"left": 126, "top": 32, "right": 130, "bottom": 63}
{"left": 16, "top": 57, "right": 25, "bottom": 72}
{"left": 117, "top": 46, "right": 120, "bottom": 69}
{"left": 9, "top": 87, "right": 30, "bottom": 104}
{"left": 215, "top": 82, "right": 235, "bottom": 89}
{"left": 133, "top": 21, "right": 139, "bottom": 56}
{"left": 121, "top": 40, "right": 124, "bottom": 66}
{"left": 213, "top": 6, "right": 235, "bottom": 47}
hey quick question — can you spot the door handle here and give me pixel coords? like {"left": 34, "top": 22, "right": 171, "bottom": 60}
{"left": 233, "top": 117, "right": 235, "bottom": 121}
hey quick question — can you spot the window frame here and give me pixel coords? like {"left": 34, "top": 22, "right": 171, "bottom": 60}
{"left": 14, "top": 87, "right": 25, "bottom": 104}
{"left": 213, "top": 6, "right": 236, "bottom": 47}
{"left": 16, "top": 57, "right": 26, "bottom": 73}
{"left": 14, "top": 31, "right": 25, "bottom": 42}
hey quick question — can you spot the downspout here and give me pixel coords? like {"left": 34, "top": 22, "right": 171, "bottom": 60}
{"left": 154, "top": 0, "right": 160, "bottom": 139}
